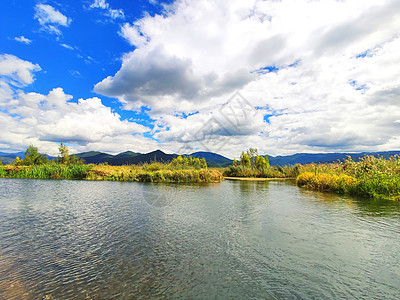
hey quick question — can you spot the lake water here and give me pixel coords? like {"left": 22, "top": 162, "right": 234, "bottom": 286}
{"left": 1, "top": 178, "right": 400, "bottom": 299}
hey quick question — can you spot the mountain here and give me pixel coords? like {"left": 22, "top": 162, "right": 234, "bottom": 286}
{"left": 76, "top": 151, "right": 114, "bottom": 164}
{"left": 189, "top": 151, "right": 232, "bottom": 167}
{"left": 0, "top": 156, "right": 15, "bottom": 164}
{"left": 109, "top": 150, "right": 177, "bottom": 165}
{"left": 0, "top": 152, "right": 25, "bottom": 164}
{"left": 75, "top": 150, "right": 176, "bottom": 165}
{"left": 107, "top": 151, "right": 141, "bottom": 165}
{"left": 266, "top": 151, "right": 400, "bottom": 166}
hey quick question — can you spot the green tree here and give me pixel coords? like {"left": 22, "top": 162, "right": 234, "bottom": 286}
{"left": 246, "top": 148, "right": 258, "bottom": 167}
{"left": 255, "top": 156, "right": 269, "bottom": 170}
{"left": 23, "top": 145, "right": 48, "bottom": 165}
{"left": 69, "top": 154, "right": 84, "bottom": 165}
{"left": 14, "top": 156, "right": 22, "bottom": 166}
{"left": 172, "top": 155, "right": 184, "bottom": 166}
{"left": 57, "top": 142, "right": 69, "bottom": 164}
{"left": 232, "top": 158, "right": 238, "bottom": 167}
{"left": 264, "top": 155, "right": 270, "bottom": 168}
{"left": 240, "top": 151, "right": 251, "bottom": 167}
{"left": 200, "top": 158, "right": 207, "bottom": 168}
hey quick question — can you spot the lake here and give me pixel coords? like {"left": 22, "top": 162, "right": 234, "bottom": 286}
{"left": 1, "top": 178, "right": 400, "bottom": 299}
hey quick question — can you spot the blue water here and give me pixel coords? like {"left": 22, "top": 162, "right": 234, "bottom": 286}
{"left": 0, "top": 178, "right": 400, "bottom": 299}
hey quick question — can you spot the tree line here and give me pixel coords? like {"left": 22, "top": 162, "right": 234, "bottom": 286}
{"left": 13, "top": 143, "right": 84, "bottom": 166}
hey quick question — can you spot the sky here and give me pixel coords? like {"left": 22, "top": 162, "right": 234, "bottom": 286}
{"left": 1, "top": 0, "right": 400, "bottom": 158}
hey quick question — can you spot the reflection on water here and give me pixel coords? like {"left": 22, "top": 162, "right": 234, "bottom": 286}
{"left": 298, "top": 184, "right": 400, "bottom": 217}
{"left": 1, "top": 178, "right": 400, "bottom": 299}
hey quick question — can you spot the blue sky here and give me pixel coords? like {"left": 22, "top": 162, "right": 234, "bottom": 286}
{"left": 0, "top": 0, "right": 164, "bottom": 127}
{"left": 1, "top": 0, "right": 400, "bottom": 158}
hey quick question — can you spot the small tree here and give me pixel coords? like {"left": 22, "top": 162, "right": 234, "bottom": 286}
{"left": 255, "top": 156, "right": 269, "bottom": 170}
{"left": 200, "top": 158, "right": 207, "bottom": 168}
{"left": 171, "top": 155, "right": 184, "bottom": 166}
{"left": 232, "top": 158, "right": 238, "bottom": 167}
{"left": 57, "top": 142, "right": 69, "bottom": 164}
{"left": 14, "top": 156, "right": 22, "bottom": 166}
{"left": 23, "top": 145, "right": 48, "bottom": 165}
{"left": 69, "top": 154, "right": 84, "bottom": 165}
{"left": 246, "top": 148, "right": 258, "bottom": 167}
{"left": 240, "top": 151, "right": 251, "bottom": 167}
{"left": 264, "top": 155, "right": 270, "bottom": 168}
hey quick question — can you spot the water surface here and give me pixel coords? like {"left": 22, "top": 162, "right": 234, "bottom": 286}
{"left": 0, "top": 178, "right": 400, "bottom": 299}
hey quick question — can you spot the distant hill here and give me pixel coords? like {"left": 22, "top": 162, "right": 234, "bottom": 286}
{"left": 74, "top": 150, "right": 231, "bottom": 167}
{"left": 76, "top": 151, "right": 114, "bottom": 164}
{"left": 116, "top": 150, "right": 177, "bottom": 165}
{"left": 267, "top": 151, "right": 400, "bottom": 166}
{"left": 189, "top": 151, "right": 232, "bottom": 167}
{"left": 76, "top": 150, "right": 176, "bottom": 165}
{"left": 107, "top": 151, "right": 141, "bottom": 165}
{"left": 0, "top": 156, "right": 15, "bottom": 164}
{"left": 0, "top": 152, "right": 25, "bottom": 164}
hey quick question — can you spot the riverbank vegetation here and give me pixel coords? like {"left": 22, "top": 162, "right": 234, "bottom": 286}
{"left": 296, "top": 155, "right": 400, "bottom": 200}
{"left": 223, "top": 148, "right": 300, "bottom": 178}
{"left": 0, "top": 145, "right": 222, "bottom": 183}
{"left": 2, "top": 145, "right": 400, "bottom": 199}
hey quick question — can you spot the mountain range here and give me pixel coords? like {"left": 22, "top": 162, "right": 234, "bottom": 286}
{"left": 73, "top": 150, "right": 233, "bottom": 167}
{"left": 1, "top": 150, "right": 400, "bottom": 167}
{"left": 266, "top": 151, "right": 400, "bottom": 166}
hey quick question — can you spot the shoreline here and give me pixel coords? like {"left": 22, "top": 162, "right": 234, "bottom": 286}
{"left": 224, "top": 177, "right": 294, "bottom": 181}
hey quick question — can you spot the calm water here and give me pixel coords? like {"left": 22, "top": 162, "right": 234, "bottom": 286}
{"left": 1, "top": 178, "right": 400, "bottom": 299}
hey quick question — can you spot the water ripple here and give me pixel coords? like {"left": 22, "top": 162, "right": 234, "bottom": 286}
{"left": 1, "top": 178, "right": 400, "bottom": 299}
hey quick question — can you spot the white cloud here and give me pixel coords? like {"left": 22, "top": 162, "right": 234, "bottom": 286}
{"left": 92, "top": 0, "right": 400, "bottom": 156}
{"left": 34, "top": 4, "right": 71, "bottom": 36}
{"left": 0, "top": 54, "right": 156, "bottom": 155}
{"left": 60, "top": 43, "right": 74, "bottom": 50}
{"left": 119, "top": 23, "right": 148, "bottom": 48}
{"left": 14, "top": 36, "right": 32, "bottom": 44}
{"left": 69, "top": 70, "right": 81, "bottom": 78}
{"left": 90, "top": 0, "right": 124, "bottom": 20}
{"left": 0, "top": 54, "right": 41, "bottom": 86}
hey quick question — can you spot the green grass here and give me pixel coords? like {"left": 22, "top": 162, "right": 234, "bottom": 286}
{"left": 296, "top": 155, "right": 400, "bottom": 200}
{"left": 0, "top": 161, "right": 223, "bottom": 183}
{"left": 1, "top": 163, "right": 91, "bottom": 180}
{"left": 87, "top": 163, "right": 222, "bottom": 183}
{"left": 222, "top": 164, "right": 300, "bottom": 178}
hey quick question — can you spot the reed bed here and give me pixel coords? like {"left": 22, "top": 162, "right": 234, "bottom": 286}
{"left": 0, "top": 162, "right": 223, "bottom": 183}
{"left": 223, "top": 164, "right": 300, "bottom": 178}
{"left": 296, "top": 155, "right": 400, "bottom": 200}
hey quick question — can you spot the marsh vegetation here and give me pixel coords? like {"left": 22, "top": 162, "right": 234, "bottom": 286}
{"left": 0, "top": 145, "right": 222, "bottom": 183}
{"left": 296, "top": 155, "right": 400, "bottom": 200}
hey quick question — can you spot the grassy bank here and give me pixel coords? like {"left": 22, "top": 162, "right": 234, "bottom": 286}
{"left": 296, "top": 155, "right": 400, "bottom": 200}
{"left": 223, "top": 164, "right": 300, "bottom": 178}
{"left": 0, "top": 162, "right": 223, "bottom": 183}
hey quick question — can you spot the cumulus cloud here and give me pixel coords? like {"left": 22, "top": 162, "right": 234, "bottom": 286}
{"left": 90, "top": 0, "right": 124, "bottom": 20}
{"left": 92, "top": 0, "right": 400, "bottom": 156}
{"left": 0, "top": 54, "right": 41, "bottom": 86}
{"left": 0, "top": 54, "right": 155, "bottom": 155}
{"left": 34, "top": 4, "right": 71, "bottom": 36}
{"left": 14, "top": 36, "right": 32, "bottom": 44}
